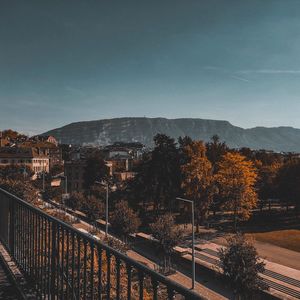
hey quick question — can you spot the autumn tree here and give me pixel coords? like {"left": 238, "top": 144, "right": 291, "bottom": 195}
{"left": 0, "top": 165, "right": 34, "bottom": 181}
{"left": 110, "top": 200, "right": 141, "bottom": 242}
{"left": 181, "top": 141, "right": 214, "bottom": 232}
{"left": 219, "top": 234, "right": 267, "bottom": 299}
{"left": 150, "top": 213, "right": 183, "bottom": 270}
{"left": 0, "top": 178, "right": 38, "bottom": 203}
{"left": 215, "top": 152, "right": 258, "bottom": 231}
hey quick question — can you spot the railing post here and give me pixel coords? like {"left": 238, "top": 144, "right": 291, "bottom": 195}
{"left": 9, "top": 199, "right": 16, "bottom": 257}
{"left": 50, "top": 222, "right": 57, "bottom": 299}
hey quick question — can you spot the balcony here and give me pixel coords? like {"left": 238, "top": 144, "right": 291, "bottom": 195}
{"left": 0, "top": 188, "right": 202, "bottom": 299}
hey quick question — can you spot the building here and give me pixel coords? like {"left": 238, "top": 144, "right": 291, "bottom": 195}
{"left": 0, "top": 147, "right": 49, "bottom": 174}
{"left": 20, "top": 140, "right": 63, "bottom": 169}
{"left": 103, "top": 142, "right": 145, "bottom": 160}
{"left": 114, "top": 171, "right": 137, "bottom": 181}
{"left": 0, "top": 132, "right": 9, "bottom": 147}
{"left": 32, "top": 135, "right": 58, "bottom": 146}
{"left": 64, "top": 160, "right": 86, "bottom": 192}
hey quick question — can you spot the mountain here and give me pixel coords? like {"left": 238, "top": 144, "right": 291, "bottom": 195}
{"left": 42, "top": 117, "right": 300, "bottom": 152}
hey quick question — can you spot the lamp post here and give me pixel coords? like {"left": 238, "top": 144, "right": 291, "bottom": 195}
{"left": 176, "top": 197, "right": 195, "bottom": 290}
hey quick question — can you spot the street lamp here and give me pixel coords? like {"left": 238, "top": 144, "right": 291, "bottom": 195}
{"left": 176, "top": 197, "right": 195, "bottom": 290}
{"left": 96, "top": 181, "right": 109, "bottom": 237}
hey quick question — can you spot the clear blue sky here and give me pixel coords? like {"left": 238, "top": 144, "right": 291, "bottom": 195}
{"left": 1, "top": 0, "right": 300, "bottom": 135}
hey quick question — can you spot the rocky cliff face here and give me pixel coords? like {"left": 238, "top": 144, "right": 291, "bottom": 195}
{"left": 43, "top": 117, "right": 300, "bottom": 152}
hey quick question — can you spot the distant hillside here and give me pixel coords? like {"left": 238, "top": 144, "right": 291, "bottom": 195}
{"left": 43, "top": 117, "right": 300, "bottom": 152}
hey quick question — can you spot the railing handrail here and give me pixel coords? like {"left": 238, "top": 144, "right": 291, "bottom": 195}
{"left": 0, "top": 187, "right": 203, "bottom": 299}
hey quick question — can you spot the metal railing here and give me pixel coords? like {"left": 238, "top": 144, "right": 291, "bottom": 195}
{"left": 0, "top": 188, "right": 203, "bottom": 299}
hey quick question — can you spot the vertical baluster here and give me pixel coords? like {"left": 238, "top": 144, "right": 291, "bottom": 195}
{"left": 43, "top": 217, "right": 46, "bottom": 298}
{"left": 50, "top": 222, "right": 57, "bottom": 300}
{"left": 20, "top": 205, "right": 23, "bottom": 266}
{"left": 56, "top": 225, "right": 60, "bottom": 297}
{"left": 151, "top": 278, "right": 158, "bottom": 300}
{"left": 9, "top": 199, "right": 15, "bottom": 258}
{"left": 83, "top": 240, "right": 87, "bottom": 300}
{"left": 126, "top": 264, "right": 132, "bottom": 300}
{"left": 61, "top": 227, "right": 65, "bottom": 299}
{"left": 30, "top": 210, "right": 34, "bottom": 278}
{"left": 71, "top": 232, "right": 75, "bottom": 299}
{"left": 167, "top": 288, "right": 175, "bottom": 300}
{"left": 90, "top": 242, "right": 94, "bottom": 300}
{"left": 15, "top": 204, "right": 19, "bottom": 262}
{"left": 138, "top": 271, "right": 144, "bottom": 300}
{"left": 34, "top": 211, "right": 38, "bottom": 281}
{"left": 37, "top": 215, "right": 41, "bottom": 294}
{"left": 20, "top": 206, "right": 23, "bottom": 270}
{"left": 26, "top": 208, "right": 29, "bottom": 272}
{"left": 66, "top": 230, "right": 70, "bottom": 299}
{"left": 43, "top": 218, "right": 48, "bottom": 297}
{"left": 32, "top": 209, "right": 35, "bottom": 279}
{"left": 26, "top": 208, "right": 29, "bottom": 274}
{"left": 19, "top": 206, "right": 22, "bottom": 269}
{"left": 97, "top": 246, "right": 102, "bottom": 300}
{"left": 106, "top": 250, "right": 111, "bottom": 300}
{"left": 77, "top": 236, "right": 81, "bottom": 300}
{"left": 48, "top": 220, "right": 52, "bottom": 297}
{"left": 24, "top": 208, "right": 27, "bottom": 274}
{"left": 40, "top": 216, "right": 44, "bottom": 297}
{"left": 116, "top": 257, "right": 121, "bottom": 300}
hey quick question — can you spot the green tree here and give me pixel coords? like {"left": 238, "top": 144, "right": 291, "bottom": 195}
{"left": 205, "top": 135, "right": 228, "bottom": 171}
{"left": 110, "top": 200, "right": 141, "bottom": 242}
{"left": 83, "top": 155, "right": 109, "bottom": 189}
{"left": 82, "top": 195, "right": 105, "bottom": 222}
{"left": 256, "top": 162, "right": 281, "bottom": 211}
{"left": 215, "top": 152, "right": 258, "bottom": 231}
{"left": 128, "top": 134, "right": 181, "bottom": 212}
{"left": 150, "top": 134, "right": 181, "bottom": 210}
{"left": 65, "top": 192, "right": 85, "bottom": 210}
{"left": 276, "top": 159, "right": 300, "bottom": 212}
{"left": 181, "top": 141, "right": 214, "bottom": 232}
{"left": 150, "top": 213, "right": 183, "bottom": 270}
{"left": 219, "top": 234, "right": 267, "bottom": 299}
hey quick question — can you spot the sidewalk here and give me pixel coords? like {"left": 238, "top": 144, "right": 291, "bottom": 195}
{"left": 0, "top": 260, "right": 19, "bottom": 300}
{"left": 195, "top": 241, "right": 300, "bottom": 300}
{"left": 127, "top": 250, "right": 230, "bottom": 300}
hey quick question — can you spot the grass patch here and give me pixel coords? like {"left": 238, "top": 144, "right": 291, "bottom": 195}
{"left": 246, "top": 230, "right": 300, "bottom": 252}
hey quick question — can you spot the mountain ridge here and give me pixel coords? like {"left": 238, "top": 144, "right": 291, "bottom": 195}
{"left": 42, "top": 117, "right": 300, "bottom": 152}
